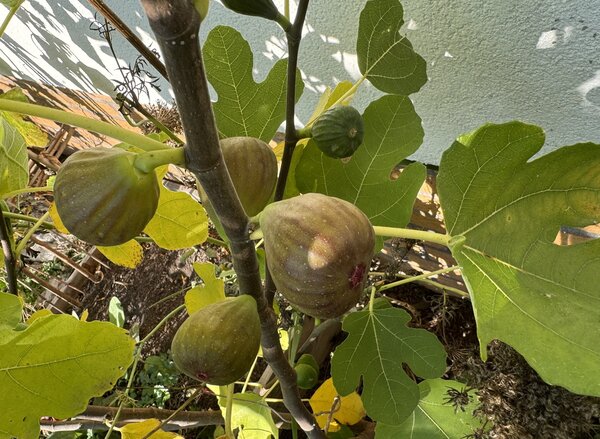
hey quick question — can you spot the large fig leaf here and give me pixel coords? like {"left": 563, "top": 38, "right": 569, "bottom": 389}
{"left": 437, "top": 121, "right": 600, "bottom": 396}
{"left": 0, "top": 117, "right": 28, "bottom": 196}
{"left": 376, "top": 379, "right": 484, "bottom": 438}
{"left": 357, "top": 0, "right": 427, "bottom": 95}
{"left": 331, "top": 299, "right": 446, "bottom": 425}
{"left": 203, "top": 26, "right": 303, "bottom": 142}
{"left": 0, "top": 314, "right": 134, "bottom": 438}
{"left": 296, "top": 95, "right": 425, "bottom": 235}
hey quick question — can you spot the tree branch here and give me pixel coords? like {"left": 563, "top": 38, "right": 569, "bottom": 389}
{"left": 40, "top": 405, "right": 224, "bottom": 432}
{"left": 139, "top": 2, "right": 323, "bottom": 437}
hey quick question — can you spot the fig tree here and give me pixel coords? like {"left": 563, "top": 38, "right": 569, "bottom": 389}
{"left": 260, "top": 193, "right": 375, "bottom": 319}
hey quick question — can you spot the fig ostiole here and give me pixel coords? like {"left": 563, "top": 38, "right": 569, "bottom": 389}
{"left": 171, "top": 295, "right": 261, "bottom": 386}
{"left": 260, "top": 193, "right": 375, "bottom": 319}
{"left": 54, "top": 147, "right": 160, "bottom": 246}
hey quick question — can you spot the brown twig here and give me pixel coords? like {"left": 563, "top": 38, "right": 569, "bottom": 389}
{"left": 40, "top": 405, "right": 224, "bottom": 432}
{"left": 138, "top": 2, "right": 323, "bottom": 437}
{"left": 86, "top": 0, "right": 168, "bottom": 80}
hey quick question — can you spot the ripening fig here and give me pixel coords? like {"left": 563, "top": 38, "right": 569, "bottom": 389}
{"left": 171, "top": 295, "right": 261, "bottom": 385}
{"left": 54, "top": 147, "right": 160, "bottom": 246}
{"left": 199, "top": 137, "right": 278, "bottom": 239}
{"left": 260, "top": 193, "right": 375, "bottom": 319}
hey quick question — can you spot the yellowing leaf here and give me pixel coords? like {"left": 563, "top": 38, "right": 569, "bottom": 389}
{"left": 184, "top": 262, "right": 225, "bottom": 315}
{"left": 144, "top": 181, "right": 209, "bottom": 250}
{"left": 118, "top": 419, "right": 183, "bottom": 439}
{"left": 26, "top": 309, "right": 52, "bottom": 325}
{"left": 80, "top": 309, "right": 89, "bottom": 321}
{"left": 0, "top": 87, "right": 47, "bottom": 146}
{"left": 273, "top": 140, "right": 285, "bottom": 161}
{"left": 48, "top": 202, "right": 69, "bottom": 234}
{"left": 214, "top": 391, "right": 279, "bottom": 439}
{"left": 0, "top": 314, "right": 134, "bottom": 438}
{"left": 309, "top": 378, "right": 365, "bottom": 431}
{"left": 306, "top": 81, "right": 354, "bottom": 126}
{"left": 98, "top": 240, "right": 144, "bottom": 269}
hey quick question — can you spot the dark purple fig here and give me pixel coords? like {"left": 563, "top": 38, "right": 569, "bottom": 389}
{"left": 171, "top": 295, "right": 261, "bottom": 385}
{"left": 260, "top": 193, "right": 375, "bottom": 319}
{"left": 54, "top": 147, "right": 159, "bottom": 246}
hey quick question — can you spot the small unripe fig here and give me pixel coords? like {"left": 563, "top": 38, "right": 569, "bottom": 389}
{"left": 295, "top": 363, "right": 319, "bottom": 390}
{"left": 200, "top": 137, "right": 277, "bottom": 228}
{"left": 260, "top": 193, "right": 375, "bottom": 319}
{"left": 310, "top": 106, "right": 364, "bottom": 159}
{"left": 171, "top": 295, "right": 261, "bottom": 385}
{"left": 54, "top": 147, "right": 160, "bottom": 246}
{"left": 296, "top": 353, "right": 319, "bottom": 371}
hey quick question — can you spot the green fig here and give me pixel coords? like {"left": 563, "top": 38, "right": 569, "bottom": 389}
{"left": 300, "top": 106, "right": 365, "bottom": 159}
{"left": 54, "top": 147, "right": 160, "bottom": 246}
{"left": 260, "top": 193, "right": 375, "bottom": 319}
{"left": 171, "top": 295, "right": 261, "bottom": 385}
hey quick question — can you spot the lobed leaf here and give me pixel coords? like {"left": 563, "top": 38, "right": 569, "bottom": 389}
{"left": 331, "top": 299, "right": 446, "bottom": 425}
{"left": 375, "top": 379, "right": 485, "bottom": 438}
{"left": 203, "top": 26, "right": 303, "bottom": 142}
{"left": 295, "top": 94, "right": 426, "bottom": 245}
{"left": 437, "top": 121, "right": 600, "bottom": 396}
{"left": 0, "top": 314, "right": 134, "bottom": 438}
{"left": 357, "top": 0, "right": 427, "bottom": 95}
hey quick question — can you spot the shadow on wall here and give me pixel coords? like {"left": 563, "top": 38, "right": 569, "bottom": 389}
{"left": 0, "top": 0, "right": 166, "bottom": 104}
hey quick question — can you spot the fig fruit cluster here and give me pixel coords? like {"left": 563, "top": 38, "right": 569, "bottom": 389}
{"left": 260, "top": 193, "right": 375, "bottom": 319}
{"left": 54, "top": 147, "right": 160, "bottom": 246}
{"left": 171, "top": 295, "right": 261, "bottom": 385}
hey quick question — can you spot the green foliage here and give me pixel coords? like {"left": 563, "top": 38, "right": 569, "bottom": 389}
{"left": 438, "top": 121, "right": 600, "bottom": 396}
{"left": 214, "top": 390, "right": 279, "bottom": 439}
{"left": 203, "top": 26, "right": 304, "bottom": 142}
{"left": 143, "top": 170, "right": 209, "bottom": 250}
{"left": 0, "top": 292, "right": 21, "bottom": 329}
{"left": 296, "top": 95, "right": 425, "bottom": 248}
{"left": 108, "top": 296, "right": 125, "bottom": 328}
{"left": 357, "top": 0, "right": 427, "bottom": 95}
{"left": 135, "top": 353, "right": 180, "bottom": 408}
{"left": 0, "top": 311, "right": 134, "bottom": 438}
{"left": 375, "top": 379, "right": 485, "bottom": 438}
{"left": 331, "top": 298, "right": 447, "bottom": 425}
{"left": 0, "top": 117, "right": 28, "bottom": 196}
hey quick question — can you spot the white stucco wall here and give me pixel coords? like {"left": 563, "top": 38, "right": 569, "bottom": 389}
{"left": 1, "top": 1, "right": 599, "bottom": 164}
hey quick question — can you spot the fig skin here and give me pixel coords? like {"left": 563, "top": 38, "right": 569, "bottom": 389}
{"left": 260, "top": 193, "right": 375, "bottom": 319}
{"left": 200, "top": 136, "right": 277, "bottom": 218}
{"left": 54, "top": 147, "right": 160, "bottom": 246}
{"left": 171, "top": 295, "right": 261, "bottom": 386}
{"left": 311, "top": 106, "right": 364, "bottom": 159}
